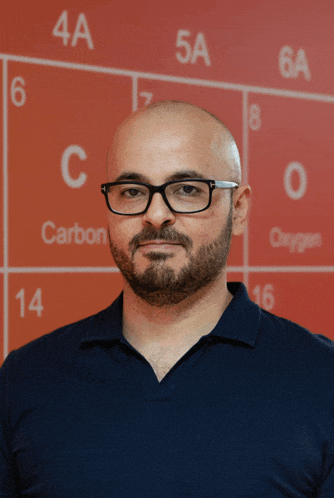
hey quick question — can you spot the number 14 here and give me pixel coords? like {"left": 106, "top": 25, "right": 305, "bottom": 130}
{"left": 15, "top": 288, "right": 44, "bottom": 318}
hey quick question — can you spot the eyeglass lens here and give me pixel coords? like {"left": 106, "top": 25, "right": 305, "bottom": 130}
{"left": 107, "top": 181, "right": 210, "bottom": 214}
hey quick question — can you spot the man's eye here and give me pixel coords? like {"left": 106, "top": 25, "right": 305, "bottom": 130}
{"left": 121, "top": 188, "right": 145, "bottom": 197}
{"left": 126, "top": 189, "right": 140, "bottom": 196}
{"left": 176, "top": 185, "right": 200, "bottom": 196}
{"left": 182, "top": 186, "right": 195, "bottom": 194}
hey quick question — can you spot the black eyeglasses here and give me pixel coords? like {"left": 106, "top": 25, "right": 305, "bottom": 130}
{"left": 100, "top": 179, "right": 238, "bottom": 215}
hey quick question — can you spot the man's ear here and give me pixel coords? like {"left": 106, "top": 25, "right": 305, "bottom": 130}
{"left": 232, "top": 185, "right": 251, "bottom": 236}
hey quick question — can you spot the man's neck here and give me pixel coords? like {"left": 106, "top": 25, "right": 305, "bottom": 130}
{"left": 122, "top": 274, "right": 232, "bottom": 354}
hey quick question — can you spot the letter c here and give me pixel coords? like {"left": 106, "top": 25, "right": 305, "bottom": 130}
{"left": 42, "top": 220, "right": 56, "bottom": 244}
{"left": 61, "top": 145, "right": 87, "bottom": 188}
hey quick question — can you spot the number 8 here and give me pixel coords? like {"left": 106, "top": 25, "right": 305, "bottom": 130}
{"left": 249, "top": 104, "right": 261, "bottom": 131}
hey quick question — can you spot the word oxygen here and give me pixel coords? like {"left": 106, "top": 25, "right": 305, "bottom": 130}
{"left": 42, "top": 221, "right": 107, "bottom": 245}
{"left": 269, "top": 227, "right": 322, "bottom": 253}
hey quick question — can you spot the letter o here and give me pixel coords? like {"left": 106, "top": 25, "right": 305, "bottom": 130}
{"left": 61, "top": 145, "right": 87, "bottom": 188}
{"left": 86, "top": 228, "right": 96, "bottom": 245}
{"left": 284, "top": 162, "right": 307, "bottom": 200}
{"left": 269, "top": 227, "right": 282, "bottom": 247}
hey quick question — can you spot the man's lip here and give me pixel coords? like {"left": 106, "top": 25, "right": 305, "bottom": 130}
{"left": 139, "top": 241, "right": 180, "bottom": 246}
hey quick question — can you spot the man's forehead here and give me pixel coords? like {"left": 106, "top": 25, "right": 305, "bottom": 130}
{"left": 112, "top": 111, "right": 224, "bottom": 160}
{"left": 107, "top": 101, "right": 241, "bottom": 183}
{"left": 113, "top": 169, "right": 207, "bottom": 184}
{"left": 120, "top": 105, "right": 223, "bottom": 140}
{"left": 108, "top": 136, "right": 227, "bottom": 183}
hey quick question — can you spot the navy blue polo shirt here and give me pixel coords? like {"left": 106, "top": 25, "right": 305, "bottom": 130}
{"left": 1, "top": 282, "right": 334, "bottom": 497}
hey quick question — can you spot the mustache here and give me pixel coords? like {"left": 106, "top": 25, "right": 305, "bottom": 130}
{"left": 129, "top": 227, "right": 193, "bottom": 256}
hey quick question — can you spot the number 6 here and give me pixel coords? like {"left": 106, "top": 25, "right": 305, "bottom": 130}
{"left": 11, "top": 77, "right": 26, "bottom": 107}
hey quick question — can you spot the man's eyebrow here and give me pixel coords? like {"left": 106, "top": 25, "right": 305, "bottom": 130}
{"left": 113, "top": 170, "right": 206, "bottom": 183}
{"left": 114, "top": 172, "right": 149, "bottom": 182}
{"left": 166, "top": 170, "right": 206, "bottom": 181}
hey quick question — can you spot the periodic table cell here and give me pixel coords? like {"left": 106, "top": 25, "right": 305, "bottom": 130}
{"left": 8, "top": 271, "right": 124, "bottom": 354}
{"left": 138, "top": 79, "right": 244, "bottom": 267}
{"left": 8, "top": 62, "right": 132, "bottom": 267}
{"left": 248, "top": 94, "right": 334, "bottom": 266}
{"left": 248, "top": 272, "right": 334, "bottom": 340}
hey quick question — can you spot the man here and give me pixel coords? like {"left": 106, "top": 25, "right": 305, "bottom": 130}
{"left": 1, "top": 100, "right": 334, "bottom": 497}
{"left": 104, "top": 100, "right": 248, "bottom": 382}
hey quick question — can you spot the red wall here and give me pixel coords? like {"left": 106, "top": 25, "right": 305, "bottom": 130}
{"left": 1, "top": 0, "right": 333, "bottom": 361}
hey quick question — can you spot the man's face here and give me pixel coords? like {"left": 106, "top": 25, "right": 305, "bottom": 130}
{"left": 107, "top": 110, "right": 236, "bottom": 307}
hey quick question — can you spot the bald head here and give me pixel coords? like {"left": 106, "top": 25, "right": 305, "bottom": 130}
{"left": 107, "top": 100, "right": 241, "bottom": 184}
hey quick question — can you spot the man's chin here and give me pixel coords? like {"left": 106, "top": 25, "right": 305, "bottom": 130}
{"left": 124, "top": 264, "right": 180, "bottom": 305}
{"left": 132, "top": 259, "right": 179, "bottom": 283}
{"left": 132, "top": 249, "right": 178, "bottom": 272}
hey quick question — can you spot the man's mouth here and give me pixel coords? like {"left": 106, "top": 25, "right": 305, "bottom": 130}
{"left": 138, "top": 241, "right": 182, "bottom": 251}
{"left": 139, "top": 240, "right": 180, "bottom": 246}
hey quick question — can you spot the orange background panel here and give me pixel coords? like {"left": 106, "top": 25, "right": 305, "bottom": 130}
{"left": 248, "top": 272, "right": 334, "bottom": 339}
{"left": 248, "top": 93, "right": 334, "bottom": 266}
{"left": 8, "top": 63, "right": 132, "bottom": 267}
{"left": 8, "top": 271, "right": 124, "bottom": 352}
{"left": 226, "top": 273, "right": 244, "bottom": 285}
{"left": 1, "top": 1, "right": 334, "bottom": 364}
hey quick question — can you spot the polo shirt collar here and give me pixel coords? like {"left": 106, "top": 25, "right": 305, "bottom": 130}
{"left": 208, "top": 282, "right": 261, "bottom": 347}
{"left": 80, "top": 282, "right": 261, "bottom": 348}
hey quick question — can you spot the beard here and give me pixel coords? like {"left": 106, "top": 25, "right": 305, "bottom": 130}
{"left": 108, "top": 201, "right": 233, "bottom": 307}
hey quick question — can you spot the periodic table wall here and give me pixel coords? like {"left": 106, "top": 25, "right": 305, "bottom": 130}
{"left": 1, "top": 0, "right": 334, "bottom": 362}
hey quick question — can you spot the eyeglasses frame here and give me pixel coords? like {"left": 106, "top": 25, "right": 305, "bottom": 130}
{"left": 100, "top": 179, "right": 239, "bottom": 215}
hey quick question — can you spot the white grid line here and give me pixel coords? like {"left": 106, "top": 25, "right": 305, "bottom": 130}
{"left": 244, "top": 266, "right": 334, "bottom": 273}
{"left": 2, "top": 59, "right": 8, "bottom": 360}
{"left": 2, "top": 53, "right": 334, "bottom": 103}
{"left": 4, "top": 267, "right": 121, "bottom": 273}
{"left": 0, "top": 266, "right": 333, "bottom": 273}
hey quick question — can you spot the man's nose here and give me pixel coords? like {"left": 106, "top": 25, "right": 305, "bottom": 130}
{"left": 142, "top": 192, "right": 176, "bottom": 228}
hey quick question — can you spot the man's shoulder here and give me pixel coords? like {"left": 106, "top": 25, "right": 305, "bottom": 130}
{"left": 258, "top": 305, "right": 334, "bottom": 357}
{"left": 228, "top": 281, "right": 334, "bottom": 358}
{"left": 1, "top": 304, "right": 115, "bottom": 376}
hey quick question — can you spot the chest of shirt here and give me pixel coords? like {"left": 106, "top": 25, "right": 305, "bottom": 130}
{"left": 11, "top": 344, "right": 330, "bottom": 498}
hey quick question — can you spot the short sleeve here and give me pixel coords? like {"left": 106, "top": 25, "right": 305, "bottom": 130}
{"left": 0, "top": 352, "right": 20, "bottom": 497}
{"left": 318, "top": 374, "right": 334, "bottom": 497}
